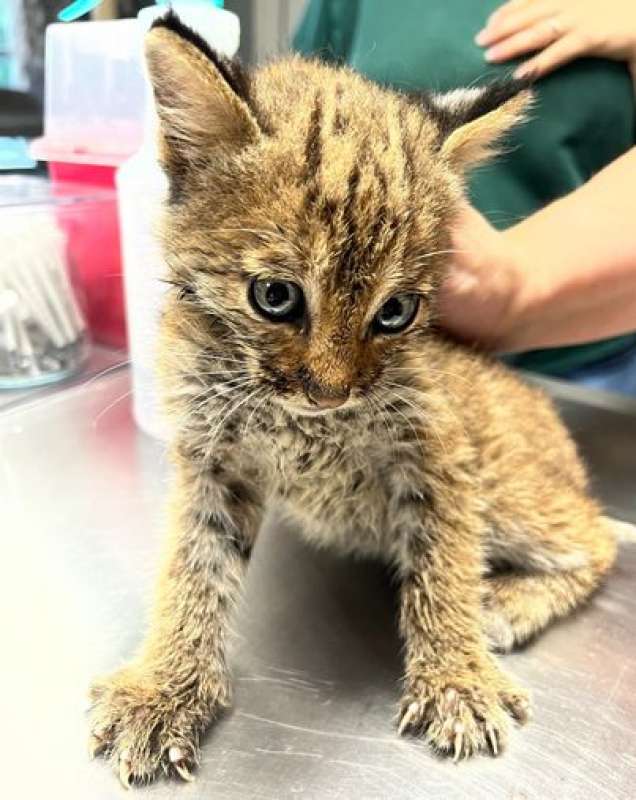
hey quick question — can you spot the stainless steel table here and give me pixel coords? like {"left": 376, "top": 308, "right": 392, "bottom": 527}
{"left": 2, "top": 369, "right": 635, "bottom": 799}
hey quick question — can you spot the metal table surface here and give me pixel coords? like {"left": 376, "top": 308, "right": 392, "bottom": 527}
{"left": 2, "top": 368, "right": 635, "bottom": 799}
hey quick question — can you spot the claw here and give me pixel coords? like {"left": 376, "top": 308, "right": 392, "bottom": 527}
{"left": 398, "top": 701, "right": 420, "bottom": 735}
{"left": 486, "top": 722, "right": 499, "bottom": 756}
{"left": 88, "top": 734, "right": 105, "bottom": 759}
{"left": 119, "top": 749, "right": 132, "bottom": 790}
{"left": 169, "top": 746, "right": 195, "bottom": 782}
{"left": 452, "top": 722, "right": 464, "bottom": 763}
{"left": 168, "top": 746, "right": 185, "bottom": 763}
{"left": 507, "top": 694, "right": 532, "bottom": 725}
{"left": 173, "top": 761, "right": 195, "bottom": 782}
{"left": 517, "top": 697, "right": 532, "bottom": 723}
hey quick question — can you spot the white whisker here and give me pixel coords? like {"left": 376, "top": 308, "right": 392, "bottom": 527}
{"left": 92, "top": 390, "right": 132, "bottom": 428}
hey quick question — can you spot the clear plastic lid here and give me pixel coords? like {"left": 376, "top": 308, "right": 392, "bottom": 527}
{"left": 32, "top": 19, "right": 146, "bottom": 165}
{"left": 31, "top": 4, "right": 240, "bottom": 167}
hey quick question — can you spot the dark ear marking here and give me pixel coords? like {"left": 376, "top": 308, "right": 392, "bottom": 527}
{"left": 408, "top": 78, "right": 533, "bottom": 168}
{"left": 464, "top": 77, "right": 534, "bottom": 118}
{"left": 410, "top": 77, "right": 532, "bottom": 141}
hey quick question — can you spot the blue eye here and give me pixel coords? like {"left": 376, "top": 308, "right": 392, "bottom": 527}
{"left": 249, "top": 279, "right": 304, "bottom": 322}
{"left": 373, "top": 293, "right": 419, "bottom": 334}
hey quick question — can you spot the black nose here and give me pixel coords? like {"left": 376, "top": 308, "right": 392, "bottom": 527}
{"left": 305, "top": 378, "right": 350, "bottom": 409}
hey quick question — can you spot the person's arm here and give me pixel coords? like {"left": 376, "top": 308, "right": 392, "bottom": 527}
{"left": 439, "top": 147, "right": 636, "bottom": 353}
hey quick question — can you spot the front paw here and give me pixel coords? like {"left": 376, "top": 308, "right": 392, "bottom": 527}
{"left": 88, "top": 666, "right": 230, "bottom": 787}
{"left": 397, "top": 664, "right": 531, "bottom": 760}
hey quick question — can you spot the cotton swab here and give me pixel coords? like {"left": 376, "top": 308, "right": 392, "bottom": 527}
{"left": 0, "top": 211, "right": 87, "bottom": 387}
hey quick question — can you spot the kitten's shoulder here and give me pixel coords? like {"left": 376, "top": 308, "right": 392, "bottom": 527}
{"left": 415, "top": 335, "right": 551, "bottom": 409}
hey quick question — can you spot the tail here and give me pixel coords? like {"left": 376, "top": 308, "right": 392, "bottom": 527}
{"left": 602, "top": 516, "right": 636, "bottom": 544}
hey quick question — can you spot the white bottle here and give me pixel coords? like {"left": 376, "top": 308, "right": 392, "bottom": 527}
{"left": 117, "top": 2, "right": 240, "bottom": 439}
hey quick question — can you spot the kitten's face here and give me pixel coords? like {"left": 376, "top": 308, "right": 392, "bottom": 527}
{"left": 146, "top": 15, "right": 529, "bottom": 417}
{"left": 162, "top": 113, "right": 451, "bottom": 415}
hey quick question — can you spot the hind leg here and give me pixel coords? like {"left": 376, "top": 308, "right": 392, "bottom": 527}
{"left": 483, "top": 512, "right": 617, "bottom": 653}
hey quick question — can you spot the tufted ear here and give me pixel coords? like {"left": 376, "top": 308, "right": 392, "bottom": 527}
{"left": 428, "top": 80, "right": 532, "bottom": 170}
{"left": 145, "top": 11, "right": 261, "bottom": 181}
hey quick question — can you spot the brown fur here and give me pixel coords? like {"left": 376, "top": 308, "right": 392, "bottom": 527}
{"left": 88, "top": 15, "right": 617, "bottom": 785}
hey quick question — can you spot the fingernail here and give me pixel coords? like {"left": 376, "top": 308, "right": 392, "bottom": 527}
{"left": 475, "top": 29, "right": 489, "bottom": 46}
{"left": 514, "top": 65, "right": 530, "bottom": 78}
{"left": 484, "top": 48, "right": 498, "bottom": 62}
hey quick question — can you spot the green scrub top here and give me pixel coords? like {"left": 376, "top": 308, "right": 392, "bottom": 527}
{"left": 294, "top": 0, "right": 636, "bottom": 376}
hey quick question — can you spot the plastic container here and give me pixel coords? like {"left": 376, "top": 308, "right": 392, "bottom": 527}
{"left": 51, "top": 175, "right": 125, "bottom": 349}
{"left": 0, "top": 175, "right": 113, "bottom": 387}
{"left": 29, "top": 18, "right": 148, "bottom": 350}
{"left": 31, "top": 19, "right": 145, "bottom": 165}
{"left": 118, "top": 3, "right": 240, "bottom": 438}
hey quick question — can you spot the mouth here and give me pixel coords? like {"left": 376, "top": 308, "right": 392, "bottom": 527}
{"left": 296, "top": 405, "right": 337, "bottom": 416}
{"left": 275, "top": 396, "right": 356, "bottom": 417}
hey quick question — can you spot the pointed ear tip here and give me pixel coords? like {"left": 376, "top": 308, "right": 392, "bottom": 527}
{"left": 494, "top": 85, "right": 534, "bottom": 121}
{"left": 510, "top": 87, "right": 535, "bottom": 119}
{"left": 148, "top": 9, "right": 185, "bottom": 38}
{"left": 516, "top": 86, "right": 535, "bottom": 103}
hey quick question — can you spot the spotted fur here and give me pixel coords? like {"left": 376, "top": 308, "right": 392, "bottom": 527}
{"left": 88, "top": 14, "right": 617, "bottom": 785}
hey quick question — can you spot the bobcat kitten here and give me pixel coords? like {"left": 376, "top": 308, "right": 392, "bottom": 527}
{"left": 89, "top": 12, "right": 617, "bottom": 786}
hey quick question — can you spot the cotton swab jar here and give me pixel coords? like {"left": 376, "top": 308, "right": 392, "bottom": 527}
{"left": 0, "top": 175, "right": 96, "bottom": 388}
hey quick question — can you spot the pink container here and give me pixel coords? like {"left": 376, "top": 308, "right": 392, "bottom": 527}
{"left": 28, "top": 18, "right": 147, "bottom": 350}
{"left": 29, "top": 154, "right": 127, "bottom": 349}
{"left": 0, "top": 175, "right": 119, "bottom": 387}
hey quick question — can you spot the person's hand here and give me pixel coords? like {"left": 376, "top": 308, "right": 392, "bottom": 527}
{"left": 475, "top": 0, "right": 636, "bottom": 80}
{"left": 438, "top": 202, "right": 530, "bottom": 351}
{"left": 441, "top": 150, "right": 636, "bottom": 353}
